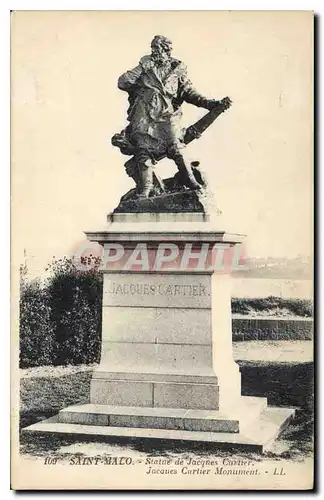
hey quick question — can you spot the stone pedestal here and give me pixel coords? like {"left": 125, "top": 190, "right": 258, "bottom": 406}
{"left": 22, "top": 212, "right": 295, "bottom": 452}
{"left": 87, "top": 213, "right": 242, "bottom": 411}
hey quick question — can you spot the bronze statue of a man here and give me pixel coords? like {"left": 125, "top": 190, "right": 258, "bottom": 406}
{"left": 113, "top": 35, "right": 230, "bottom": 198}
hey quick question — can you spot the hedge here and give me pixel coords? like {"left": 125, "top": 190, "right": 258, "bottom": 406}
{"left": 19, "top": 257, "right": 102, "bottom": 368}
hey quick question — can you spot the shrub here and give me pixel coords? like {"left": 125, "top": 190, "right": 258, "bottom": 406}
{"left": 46, "top": 256, "right": 103, "bottom": 366}
{"left": 231, "top": 296, "right": 313, "bottom": 317}
{"left": 281, "top": 298, "right": 313, "bottom": 317}
{"left": 19, "top": 257, "right": 103, "bottom": 368}
{"left": 19, "top": 274, "right": 53, "bottom": 368}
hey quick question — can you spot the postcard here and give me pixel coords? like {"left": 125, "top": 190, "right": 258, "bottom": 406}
{"left": 11, "top": 10, "right": 314, "bottom": 490}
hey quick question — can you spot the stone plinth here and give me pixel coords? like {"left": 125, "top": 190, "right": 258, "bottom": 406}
{"left": 22, "top": 211, "right": 295, "bottom": 452}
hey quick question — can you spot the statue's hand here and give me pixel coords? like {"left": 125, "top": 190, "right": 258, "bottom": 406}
{"left": 220, "top": 96, "right": 232, "bottom": 110}
{"left": 204, "top": 97, "right": 232, "bottom": 111}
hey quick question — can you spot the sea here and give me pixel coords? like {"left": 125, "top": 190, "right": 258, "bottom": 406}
{"left": 232, "top": 278, "right": 313, "bottom": 299}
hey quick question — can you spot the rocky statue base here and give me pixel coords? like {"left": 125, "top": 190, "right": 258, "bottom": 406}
{"left": 22, "top": 210, "right": 295, "bottom": 452}
{"left": 114, "top": 188, "right": 211, "bottom": 214}
{"left": 114, "top": 163, "right": 215, "bottom": 214}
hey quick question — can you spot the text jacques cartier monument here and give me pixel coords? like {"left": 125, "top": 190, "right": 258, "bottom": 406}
{"left": 23, "top": 36, "right": 295, "bottom": 452}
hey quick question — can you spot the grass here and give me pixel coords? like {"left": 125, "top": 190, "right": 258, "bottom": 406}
{"left": 20, "top": 366, "right": 94, "bottom": 429}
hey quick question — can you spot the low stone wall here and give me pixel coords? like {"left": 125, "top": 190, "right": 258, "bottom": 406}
{"left": 232, "top": 317, "right": 313, "bottom": 341}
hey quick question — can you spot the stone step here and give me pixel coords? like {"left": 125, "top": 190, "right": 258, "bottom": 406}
{"left": 22, "top": 406, "right": 295, "bottom": 454}
{"left": 58, "top": 396, "right": 267, "bottom": 433}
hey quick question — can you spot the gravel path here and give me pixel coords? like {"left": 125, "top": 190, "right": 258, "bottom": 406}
{"left": 233, "top": 340, "right": 313, "bottom": 363}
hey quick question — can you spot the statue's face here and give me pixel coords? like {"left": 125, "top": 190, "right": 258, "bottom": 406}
{"left": 151, "top": 42, "right": 171, "bottom": 66}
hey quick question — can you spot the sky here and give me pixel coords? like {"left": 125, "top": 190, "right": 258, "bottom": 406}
{"left": 11, "top": 11, "right": 313, "bottom": 277}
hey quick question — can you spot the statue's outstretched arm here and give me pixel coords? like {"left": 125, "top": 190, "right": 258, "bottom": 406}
{"left": 178, "top": 68, "right": 221, "bottom": 111}
{"left": 118, "top": 64, "right": 142, "bottom": 92}
{"left": 183, "top": 89, "right": 218, "bottom": 110}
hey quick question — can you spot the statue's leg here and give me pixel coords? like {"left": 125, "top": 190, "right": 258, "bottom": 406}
{"left": 135, "top": 150, "right": 154, "bottom": 198}
{"left": 167, "top": 145, "right": 201, "bottom": 190}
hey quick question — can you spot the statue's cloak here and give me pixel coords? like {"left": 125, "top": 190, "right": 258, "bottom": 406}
{"left": 117, "top": 55, "right": 193, "bottom": 156}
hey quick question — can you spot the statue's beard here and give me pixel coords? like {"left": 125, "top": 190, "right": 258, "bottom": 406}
{"left": 151, "top": 50, "right": 171, "bottom": 68}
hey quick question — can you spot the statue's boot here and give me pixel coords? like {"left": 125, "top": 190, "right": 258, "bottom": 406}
{"left": 137, "top": 166, "right": 153, "bottom": 198}
{"left": 173, "top": 155, "right": 201, "bottom": 190}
